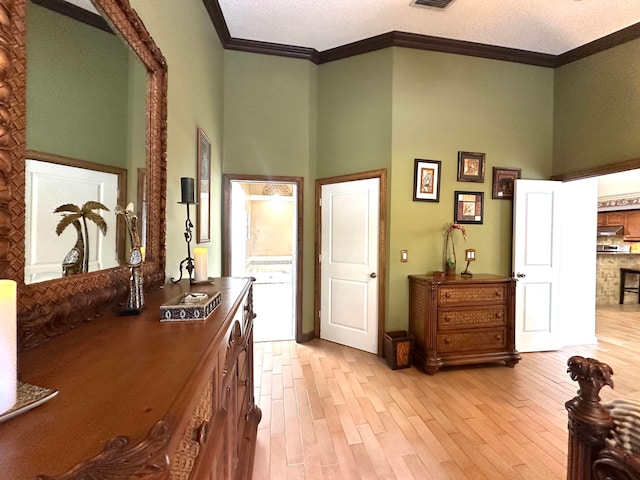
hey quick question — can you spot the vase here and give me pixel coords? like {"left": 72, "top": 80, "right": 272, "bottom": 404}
{"left": 444, "top": 231, "right": 457, "bottom": 276}
{"left": 445, "top": 261, "right": 456, "bottom": 276}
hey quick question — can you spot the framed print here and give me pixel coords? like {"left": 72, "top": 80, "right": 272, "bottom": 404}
{"left": 196, "top": 128, "right": 211, "bottom": 243}
{"left": 457, "top": 151, "right": 486, "bottom": 183}
{"left": 454, "top": 191, "right": 484, "bottom": 224}
{"left": 492, "top": 167, "right": 521, "bottom": 200}
{"left": 413, "top": 158, "right": 441, "bottom": 202}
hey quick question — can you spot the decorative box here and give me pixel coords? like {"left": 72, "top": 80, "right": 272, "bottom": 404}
{"left": 160, "top": 291, "right": 221, "bottom": 322}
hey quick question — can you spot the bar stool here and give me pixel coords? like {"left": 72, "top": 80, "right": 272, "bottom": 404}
{"left": 619, "top": 268, "right": 640, "bottom": 304}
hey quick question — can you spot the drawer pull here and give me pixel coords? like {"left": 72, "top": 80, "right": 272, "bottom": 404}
{"left": 494, "top": 291, "right": 502, "bottom": 297}
{"left": 196, "top": 421, "right": 209, "bottom": 445}
{"left": 444, "top": 292, "right": 452, "bottom": 298}
{"left": 443, "top": 315, "right": 451, "bottom": 322}
{"left": 495, "top": 312, "right": 503, "bottom": 318}
{"left": 443, "top": 337, "right": 451, "bottom": 345}
{"left": 495, "top": 334, "right": 502, "bottom": 341}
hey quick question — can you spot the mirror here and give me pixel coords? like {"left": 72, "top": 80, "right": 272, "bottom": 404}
{"left": 1, "top": 0, "right": 168, "bottom": 349}
{"left": 24, "top": 0, "right": 147, "bottom": 283}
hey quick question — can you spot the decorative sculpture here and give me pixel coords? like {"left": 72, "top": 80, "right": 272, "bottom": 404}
{"left": 55, "top": 201, "right": 109, "bottom": 275}
{"left": 116, "top": 203, "right": 145, "bottom": 313}
{"left": 61, "top": 220, "right": 85, "bottom": 276}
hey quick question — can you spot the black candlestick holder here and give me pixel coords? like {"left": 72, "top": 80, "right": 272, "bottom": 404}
{"left": 170, "top": 201, "right": 197, "bottom": 284}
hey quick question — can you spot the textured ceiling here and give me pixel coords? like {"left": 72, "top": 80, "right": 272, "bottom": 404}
{"left": 217, "top": 0, "right": 640, "bottom": 55}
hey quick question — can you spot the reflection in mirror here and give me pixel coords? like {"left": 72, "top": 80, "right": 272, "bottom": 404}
{"left": 25, "top": 0, "right": 147, "bottom": 283}
{"left": 7, "top": 0, "right": 168, "bottom": 349}
{"left": 24, "top": 152, "right": 127, "bottom": 284}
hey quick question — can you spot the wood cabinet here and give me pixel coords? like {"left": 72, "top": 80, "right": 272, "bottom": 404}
{"left": 597, "top": 210, "right": 640, "bottom": 240}
{"left": 0, "top": 278, "right": 260, "bottom": 479}
{"left": 408, "top": 274, "right": 521, "bottom": 375}
{"left": 598, "top": 211, "right": 626, "bottom": 227}
{"left": 624, "top": 210, "right": 640, "bottom": 239}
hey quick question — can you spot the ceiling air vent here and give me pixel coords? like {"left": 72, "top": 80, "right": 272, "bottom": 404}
{"left": 414, "top": 0, "right": 456, "bottom": 8}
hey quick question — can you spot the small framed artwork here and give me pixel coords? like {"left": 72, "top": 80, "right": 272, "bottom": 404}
{"left": 413, "top": 159, "right": 441, "bottom": 202}
{"left": 457, "top": 151, "right": 486, "bottom": 183}
{"left": 492, "top": 167, "right": 521, "bottom": 200}
{"left": 196, "top": 128, "right": 211, "bottom": 243}
{"left": 454, "top": 191, "right": 484, "bottom": 224}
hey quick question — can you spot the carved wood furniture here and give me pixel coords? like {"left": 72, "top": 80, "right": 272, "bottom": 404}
{"left": 566, "top": 356, "right": 640, "bottom": 480}
{"left": 0, "top": 277, "right": 260, "bottom": 479}
{"left": 408, "top": 273, "right": 521, "bottom": 374}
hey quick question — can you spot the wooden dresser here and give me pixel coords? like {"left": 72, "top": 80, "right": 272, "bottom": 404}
{"left": 408, "top": 274, "right": 521, "bottom": 374}
{"left": 0, "top": 277, "right": 260, "bottom": 479}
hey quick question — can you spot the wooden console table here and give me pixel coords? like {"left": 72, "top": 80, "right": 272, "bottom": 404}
{"left": 0, "top": 277, "right": 260, "bottom": 479}
{"left": 408, "top": 274, "right": 521, "bottom": 374}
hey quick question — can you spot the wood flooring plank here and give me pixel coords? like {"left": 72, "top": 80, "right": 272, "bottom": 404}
{"left": 252, "top": 307, "right": 639, "bottom": 480}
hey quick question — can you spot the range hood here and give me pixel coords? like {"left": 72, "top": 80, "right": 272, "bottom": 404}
{"left": 597, "top": 225, "right": 624, "bottom": 236}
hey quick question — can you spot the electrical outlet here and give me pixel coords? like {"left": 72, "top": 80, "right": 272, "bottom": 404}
{"left": 401, "top": 249, "right": 408, "bottom": 263}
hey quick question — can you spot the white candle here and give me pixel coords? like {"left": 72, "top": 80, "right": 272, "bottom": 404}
{"left": 194, "top": 248, "right": 208, "bottom": 282}
{"left": 0, "top": 280, "right": 16, "bottom": 414}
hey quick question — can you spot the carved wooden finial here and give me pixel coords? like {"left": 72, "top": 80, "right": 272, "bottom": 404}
{"left": 567, "top": 355, "right": 614, "bottom": 403}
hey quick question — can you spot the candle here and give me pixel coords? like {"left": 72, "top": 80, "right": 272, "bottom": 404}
{"left": 194, "top": 248, "right": 208, "bottom": 282}
{"left": 140, "top": 246, "right": 146, "bottom": 261}
{"left": 0, "top": 280, "right": 16, "bottom": 414}
{"left": 180, "top": 177, "right": 195, "bottom": 204}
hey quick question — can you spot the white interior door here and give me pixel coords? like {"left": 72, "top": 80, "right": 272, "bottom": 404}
{"left": 513, "top": 179, "right": 563, "bottom": 352}
{"left": 513, "top": 178, "right": 598, "bottom": 351}
{"left": 320, "top": 178, "right": 379, "bottom": 354}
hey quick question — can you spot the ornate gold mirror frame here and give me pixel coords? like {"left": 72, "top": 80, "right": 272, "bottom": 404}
{"left": 0, "top": 0, "right": 167, "bottom": 349}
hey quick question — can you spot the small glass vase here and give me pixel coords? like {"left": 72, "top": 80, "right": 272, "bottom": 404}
{"left": 445, "top": 261, "right": 456, "bottom": 276}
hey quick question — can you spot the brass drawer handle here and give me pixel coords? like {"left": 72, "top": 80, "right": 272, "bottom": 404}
{"left": 495, "top": 312, "right": 503, "bottom": 318}
{"left": 494, "top": 291, "right": 502, "bottom": 297}
{"left": 443, "top": 337, "right": 451, "bottom": 345}
{"left": 196, "top": 421, "right": 209, "bottom": 445}
{"left": 443, "top": 315, "right": 451, "bottom": 322}
{"left": 495, "top": 334, "right": 502, "bottom": 341}
{"left": 444, "top": 292, "right": 452, "bottom": 298}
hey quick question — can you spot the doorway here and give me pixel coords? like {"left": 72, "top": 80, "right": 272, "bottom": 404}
{"left": 222, "top": 175, "right": 303, "bottom": 343}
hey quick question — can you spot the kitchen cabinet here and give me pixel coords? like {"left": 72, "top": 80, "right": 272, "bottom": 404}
{"left": 625, "top": 211, "right": 640, "bottom": 240}
{"left": 598, "top": 211, "right": 626, "bottom": 227}
{"left": 408, "top": 273, "right": 521, "bottom": 375}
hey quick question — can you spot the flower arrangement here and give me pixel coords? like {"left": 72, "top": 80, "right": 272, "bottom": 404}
{"left": 444, "top": 223, "right": 467, "bottom": 275}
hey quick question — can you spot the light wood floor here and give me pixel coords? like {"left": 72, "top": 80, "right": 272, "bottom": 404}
{"left": 252, "top": 305, "right": 640, "bottom": 479}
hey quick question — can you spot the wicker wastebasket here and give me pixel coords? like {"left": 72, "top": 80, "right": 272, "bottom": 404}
{"left": 383, "top": 331, "right": 414, "bottom": 370}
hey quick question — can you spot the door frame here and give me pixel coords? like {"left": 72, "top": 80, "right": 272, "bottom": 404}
{"left": 315, "top": 169, "right": 387, "bottom": 355}
{"left": 222, "top": 174, "right": 304, "bottom": 342}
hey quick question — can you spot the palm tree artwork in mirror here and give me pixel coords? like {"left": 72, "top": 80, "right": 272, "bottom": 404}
{"left": 54, "top": 201, "right": 109, "bottom": 276}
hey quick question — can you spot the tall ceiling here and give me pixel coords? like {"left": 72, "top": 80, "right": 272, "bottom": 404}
{"left": 217, "top": 0, "right": 640, "bottom": 56}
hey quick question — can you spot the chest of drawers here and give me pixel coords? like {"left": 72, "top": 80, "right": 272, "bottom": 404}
{"left": 408, "top": 274, "right": 521, "bottom": 374}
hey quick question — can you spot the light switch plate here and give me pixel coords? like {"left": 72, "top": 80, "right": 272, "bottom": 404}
{"left": 401, "top": 250, "right": 408, "bottom": 263}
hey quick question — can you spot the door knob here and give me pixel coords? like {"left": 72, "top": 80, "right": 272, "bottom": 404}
{"left": 516, "top": 272, "right": 526, "bottom": 278}
{"left": 370, "top": 272, "right": 377, "bottom": 278}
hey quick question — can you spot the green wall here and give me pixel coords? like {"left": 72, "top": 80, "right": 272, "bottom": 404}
{"left": 26, "top": 3, "right": 132, "bottom": 167}
{"left": 131, "top": 0, "right": 225, "bottom": 278}
{"left": 317, "top": 49, "right": 393, "bottom": 178}
{"left": 123, "top": 2, "right": 634, "bottom": 338}
{"left": 222, "top": 51, "right": 317, "bottom": 334}
{"left": 387, "top": 48, "right": 554, "bottom": 329}
{"left": 554, "top": 38, "right": 640, "bottom": 176}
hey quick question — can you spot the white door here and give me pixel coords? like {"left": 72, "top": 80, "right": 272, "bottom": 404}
{"left": 513, "top": 179, "right": 563, "bottom": 352}
{"left": 320, "top": 178, "right": 379, "bottom": 353}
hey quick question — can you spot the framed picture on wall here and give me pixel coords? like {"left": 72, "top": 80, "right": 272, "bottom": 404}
{"left": 492, "top": 167, "right": 521, "bottom": 199}
{"left": 457, "top": 151, "right": 486, "bottom": 183}
{"left": 413, "top": 159, "right": 442, "bottom": 202}
{"left": 196, "top": 128, "right": 211, "bottom": 243}
{"left": 454, "top": 191, "right": 484, "bottom": 224}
